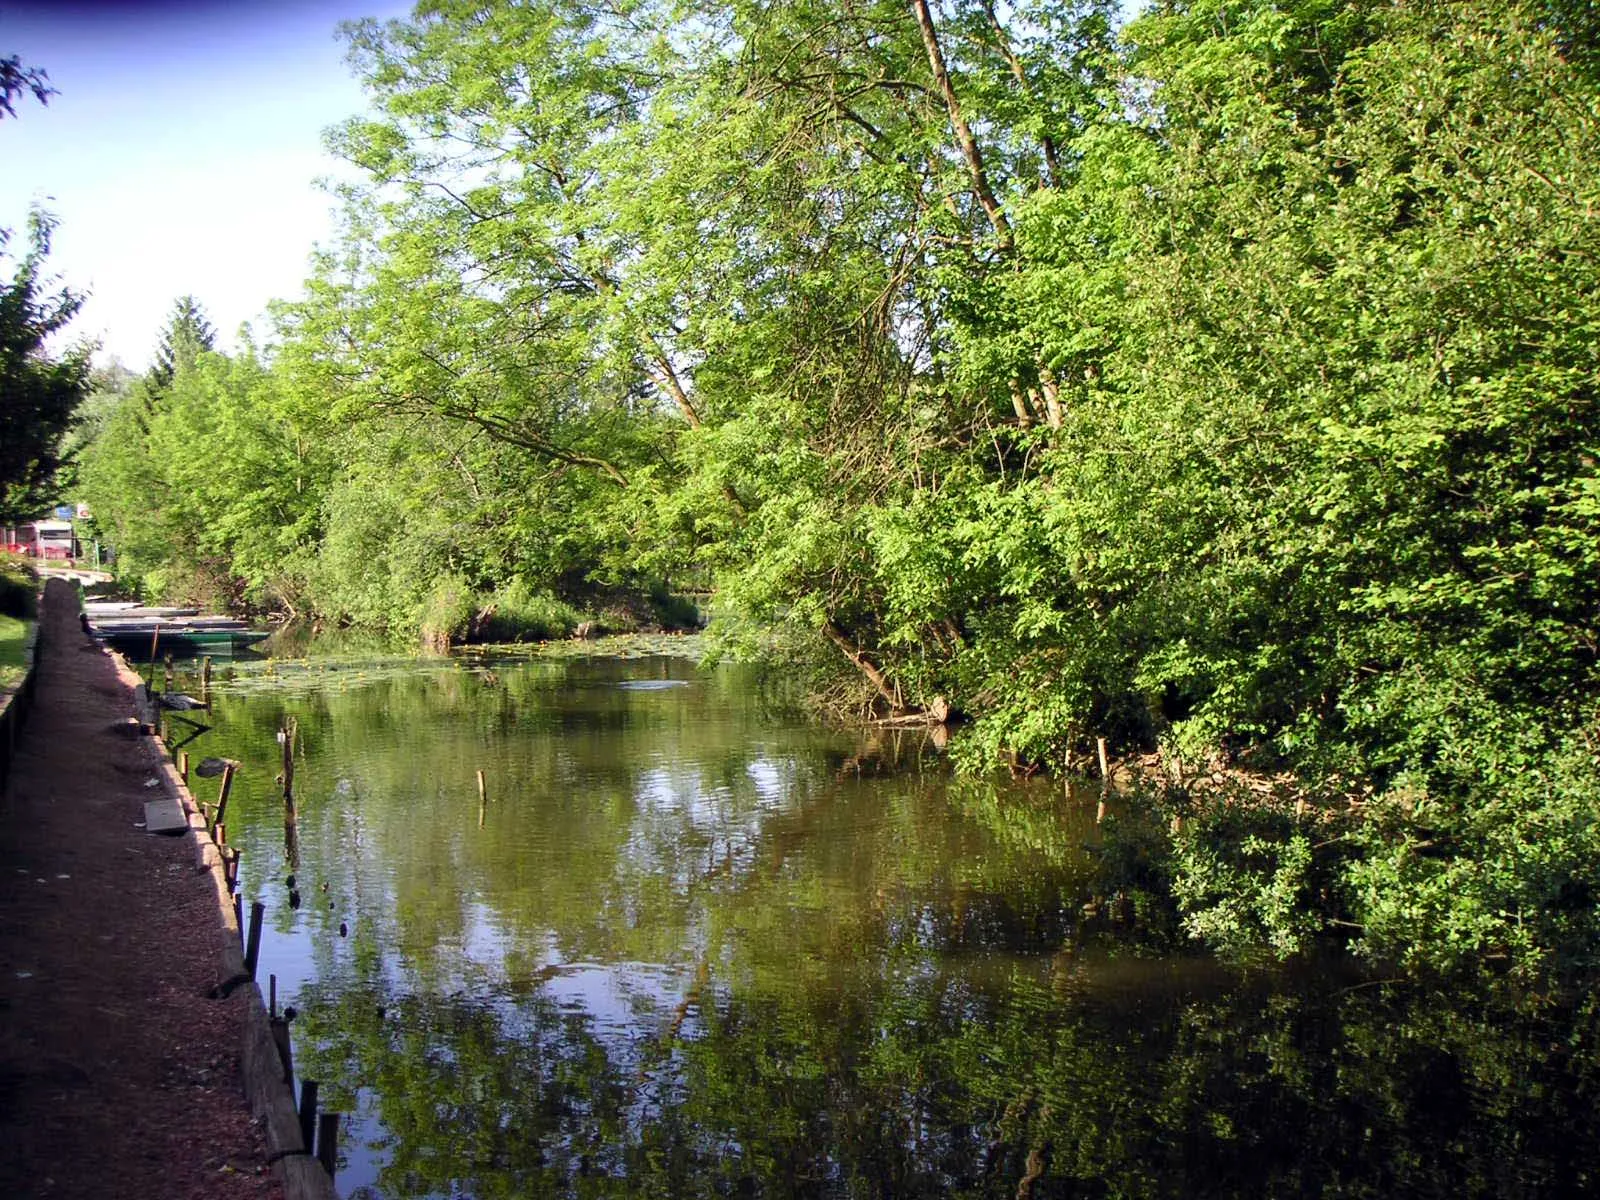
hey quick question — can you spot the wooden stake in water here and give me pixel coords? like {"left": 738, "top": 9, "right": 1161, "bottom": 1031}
{"left": 477, "top": 768, "right": 487, "bottom": 828}
{"left": 200, "top": 656, "right": 213, "bottom": 704}
{"left": 298, "top": 1079, "right": 319, "bottom": 1154}
{"left": 280, "top": 719, "right": 295, "bottom": 802}
{"left": 316, "top": 1112, "right": 339, "bottom": 1179}
{"left": 270, "top": 1012, "right": 294, "bottom": 1084}
{"left": 214, "top": 763, "right": 236, "bottom": 834}
{"left": 145, "top": 624, "right": 161, "bottom": 689}
{"left": 244, "top": 900, "right": 265, "bottom": 978}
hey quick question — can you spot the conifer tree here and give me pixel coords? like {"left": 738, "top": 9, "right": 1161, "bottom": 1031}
{"left": 148, "top": 294, "right": 216, "bottom": 391}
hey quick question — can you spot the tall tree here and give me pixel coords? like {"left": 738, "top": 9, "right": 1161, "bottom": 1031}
{"left": 0, "top": 209, "right": 91, "bottom": 522}
{"left": 148, "top": 294, "right": 216, "bottom": 390}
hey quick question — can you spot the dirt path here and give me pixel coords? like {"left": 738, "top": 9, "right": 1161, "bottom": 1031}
{"left": 0, "top": 578, "right": 282, "bottom": 1199}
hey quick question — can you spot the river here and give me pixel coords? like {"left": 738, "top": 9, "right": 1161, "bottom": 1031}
{"left": 182, "top": 642, "right": 1598, "bottom": 1198}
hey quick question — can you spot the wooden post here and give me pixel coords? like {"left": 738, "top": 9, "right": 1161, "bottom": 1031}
{"left": 477, "top": 768, "right": 487, "bottom": 828}
{"left": 270, "top": 1012, "right": 294, "bottom": 1083}
{"left": 145, "top": 625, "right": 161, "bottom": 689}
{"left": 316, "top": 1112, "right": 339, "bottom": 1179}
{"left": 244, "top": 900, "right": 265, "bottom": 978}
{"left": 269, "top": 973, "right": 277, "bottom": 1019}
{"left": 1096, "top": 736, "right": 1110, "bottom": 780}
{"left": 200, "top": 656, "right": 212, "bottom": 703}
{"left": 298, "top": 1080, "right": 319, "bottom": 1154}
{"left": 280, "top": 718, "right": 296, "bottom": 801}
{"left": 213, "top": 763, "right": 236, "bottom": 834}
{"left": 163, "top": 653, "right": 174, "bottom": 694}
{"left": 233, "top": 893, "right": 243, "bottom": 940}
{"left": 179, "top": 750, "right": 188, "bottom": 783}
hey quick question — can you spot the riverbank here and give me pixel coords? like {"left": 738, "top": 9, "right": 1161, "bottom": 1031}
{"left": 0, "top": 579, "right": 281, "bottom": 1199}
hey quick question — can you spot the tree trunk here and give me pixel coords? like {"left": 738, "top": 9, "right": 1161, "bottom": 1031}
{"left": 822, "top": 619, "right": 905, "bottom": 714}
{"left": 910, "top": 0, "right": 1013, "bottom": 250}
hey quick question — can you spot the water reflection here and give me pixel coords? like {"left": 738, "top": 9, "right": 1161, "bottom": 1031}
{"left": 185, "top": 653, "right": 1600, "bottom": 1198}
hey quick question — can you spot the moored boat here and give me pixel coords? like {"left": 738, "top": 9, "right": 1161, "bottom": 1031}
{"left": 92, "top": 624, "right": 270, "bottom": 659}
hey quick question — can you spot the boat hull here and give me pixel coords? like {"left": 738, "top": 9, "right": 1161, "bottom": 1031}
{"left": 94, "top": 627, "right": 270, "bottom": 659}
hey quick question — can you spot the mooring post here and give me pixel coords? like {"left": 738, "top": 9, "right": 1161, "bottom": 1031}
{"left": 244, "top": 900, "right": 265, "bottom": 978}
{"left": 316, "top": 1111, "right": 340, "bottom": 1179}
{"left": 213, "top": 763, "right": 236, "bottom": 835}
{"left": 298, "top": 1079, "right": 319, "bottom": 1153}
{"left": 145, "top": 625, "right": 161, "bottom": 689}
{"left": 201, "top": 655, "right": 212, "bottom": 703}
{"left": 477, "top": 768, "right": 487, "bottom": 828}
{"left": 179, "top": 749, "right": 189, "bottom": 782}
{"left": 279, "top": 717, "right": 296, "bottom": 801}
{"left": 269, "top": 973, "right": 277, "bottom": 1019}
{"left": 271, "top": 1012, "right": 295, "bottom": 1084}
{"left": 1095, "top": 736, "right": 1111, "bottom": 825}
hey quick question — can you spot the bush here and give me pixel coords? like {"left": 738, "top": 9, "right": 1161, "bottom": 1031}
{"left": 0, "top": 559, "right": 37, "bottom": 619}
{"left": 475, "top": 578, "right": 580, "bottom": 642}
{"left": 418, "top": 573, "right": 476, "bottom": 651}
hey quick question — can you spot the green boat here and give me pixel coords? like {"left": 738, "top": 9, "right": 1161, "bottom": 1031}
{"left": 91, "top": 622, "right": 271, "bottom": 659}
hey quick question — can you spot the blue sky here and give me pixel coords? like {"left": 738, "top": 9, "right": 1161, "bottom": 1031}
{"left": 1, "top": 0, "right": 409, "bottom": 369}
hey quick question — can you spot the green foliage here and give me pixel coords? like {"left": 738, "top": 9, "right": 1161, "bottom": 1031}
{"left": 0, "top": 557, "right": 34, "bottom": 620}
{"left": 1170, "top": 805, "right": 1333, "bottom": 961}
{"left": 0, "top": 558, "right": 34, "bottom": 689}
{"left": 77, "top": 338, "right": 335, "bottom": 608}
{"left": 0, "top": 209, "right": 91, "bottom": 522}
{"left": 147, "top": 294, "right": 216, "bottom": 392}
{"left": 70, "top": 0, "right": 1600, "bottom": 974}
{"left": 476, "top": 579, "right": 581, "bottom": 642}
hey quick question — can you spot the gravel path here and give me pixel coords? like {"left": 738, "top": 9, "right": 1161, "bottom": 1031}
{"left": 0, "top": 578, "right": 282, "bottom": 1199}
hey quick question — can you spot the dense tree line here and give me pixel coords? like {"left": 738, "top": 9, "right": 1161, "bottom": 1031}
{"left": 75, "top": 0, "right": 1600, "bottom": 976}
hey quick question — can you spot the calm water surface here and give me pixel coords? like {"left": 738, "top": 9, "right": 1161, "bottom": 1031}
{"left": 185, "top": 648, "right": 1599, "bottom": 1199}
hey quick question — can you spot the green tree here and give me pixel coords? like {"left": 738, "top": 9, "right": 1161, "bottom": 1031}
{"left": 147, "top": 293, "right": 216, "bottom": 391}
{"left": 0, "top": 208, "right": 91, "bottom": 522}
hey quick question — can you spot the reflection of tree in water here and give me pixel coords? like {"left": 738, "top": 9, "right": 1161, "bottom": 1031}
{"left": 199, "top": 659, "right": 1600, "bottom": 1196}
{"left": 294, "top": 947, "right": 1600, "bottom": 1198}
